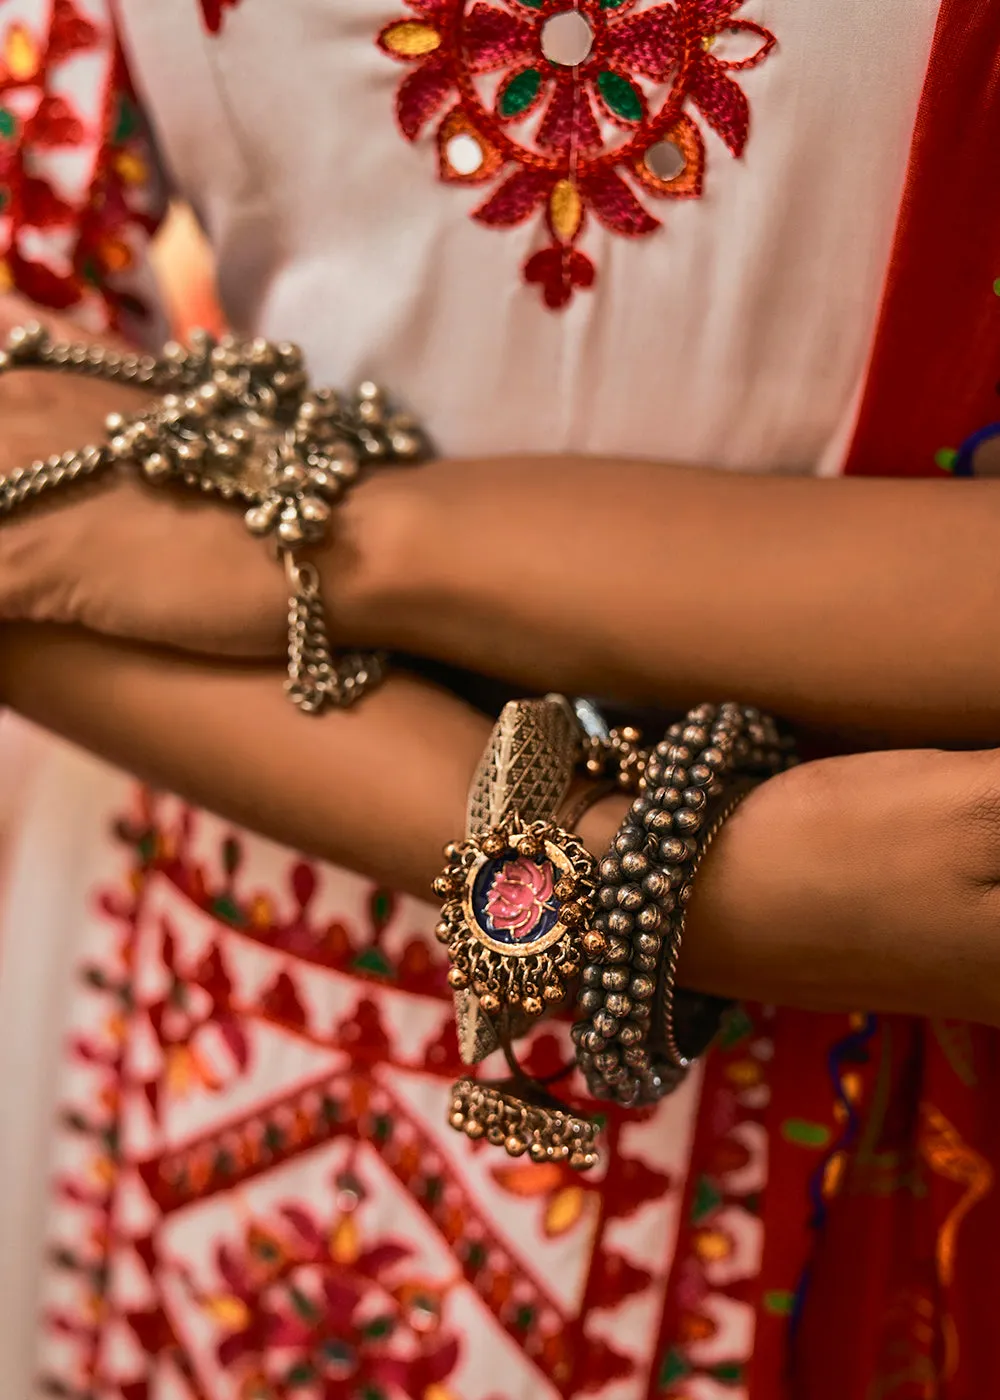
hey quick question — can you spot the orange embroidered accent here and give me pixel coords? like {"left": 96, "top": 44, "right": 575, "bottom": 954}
{"left": 919, "top": 1102, "right": 993, "bottom": 1381}
{"left": 377, "top": 0, "right": 776, "bottom": 308}
{"left": 919, "top": 1102, "right": 992, "bottom": 1290}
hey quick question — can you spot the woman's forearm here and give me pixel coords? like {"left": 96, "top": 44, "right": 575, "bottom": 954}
{"left": 0, "top": 624, "right": 490, "bottom": 899}
{"left": 342, "top": 458, "right": 1000, "bottom": 744}
{"left": 6, "top": 623, "right": 1000, "bottom": 1025}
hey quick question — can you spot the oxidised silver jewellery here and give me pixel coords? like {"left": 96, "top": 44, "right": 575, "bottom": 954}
{"left": 439, "top": 697, "right": 795, "bottom": 1171}
{"left": 0, "top": 323, "right": 427, "bottom": 713}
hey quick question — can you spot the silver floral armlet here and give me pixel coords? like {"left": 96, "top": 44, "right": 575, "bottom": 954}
{"left": 0, "top": 323, "right": 427, "bottom": 713}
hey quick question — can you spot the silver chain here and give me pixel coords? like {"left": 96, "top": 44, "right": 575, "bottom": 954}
{"left": 0, "top": 323, "right": 428, "bottom": 712}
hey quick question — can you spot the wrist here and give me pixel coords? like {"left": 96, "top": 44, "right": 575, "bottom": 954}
{"left": 322, "top": 463, "right": 440, "bottom": 650}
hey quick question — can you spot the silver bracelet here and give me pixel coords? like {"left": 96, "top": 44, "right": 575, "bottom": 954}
{"left": 0, "top": 323, "right": 428, "bottom": 713}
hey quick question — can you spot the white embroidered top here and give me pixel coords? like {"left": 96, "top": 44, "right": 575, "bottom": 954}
{"left": 0, "top": 2, "right": 942, "bottom": 1396}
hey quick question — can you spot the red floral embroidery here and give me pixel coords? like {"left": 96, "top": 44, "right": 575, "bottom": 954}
{"left": 199, "top": 0, "right": 245, "bottom": 33}
{"left": 378, "top": 0, "right": 776, "bottom": 308}
{"left": 0, "top": 0, "right": 167, "bottom": 330}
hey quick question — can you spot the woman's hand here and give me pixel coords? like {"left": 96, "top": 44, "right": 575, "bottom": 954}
{"left": 0, "top": 295, "right": 374, "bottom": 656}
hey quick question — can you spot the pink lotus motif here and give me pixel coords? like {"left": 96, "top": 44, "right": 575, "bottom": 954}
{"left": 486, "top": 856, "right": 556, "bottom": 939}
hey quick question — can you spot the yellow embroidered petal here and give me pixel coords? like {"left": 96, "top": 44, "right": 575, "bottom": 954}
{"left": 693, "top": 1227, "right": 732, "bottom": 1263}
{"left": 550, "top": 179, "right": 582, "bottom": 241}
{"left": 204, "top": 1295, "right": 251, "bottom": 1330}
{"left": 330, "top": 1214, "right": 360, "bottom": 1265}
{"left": 5, "top": 24, "right": 39, "bottom": 81}
{"left": 381, "top": 21, "right": 442, "bottom": 57}
{"left": 543, "top": 1185, "right": 585, "bottom": 1237}
{"left": 724, "top": 1058, "right": 761, "bottom": 1088}
{"left": 0, "top": 261, "right": 13, "bottom": 295}
{"left": 115, "top": 150, "right": 148, "bottom": 187}
{"left": 250, "top": 894, "right": 274, "bottom": 927}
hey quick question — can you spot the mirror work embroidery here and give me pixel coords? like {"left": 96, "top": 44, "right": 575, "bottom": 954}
{"left": 378, "top": 0, "right": 776, "bottom": 307}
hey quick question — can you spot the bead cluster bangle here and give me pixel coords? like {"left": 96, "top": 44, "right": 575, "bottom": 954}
{"left": 574, "top": 704, "right": 788, "bottom": 1108}
{"left": 0, "top": 322, "right": 427, "bottom": 713}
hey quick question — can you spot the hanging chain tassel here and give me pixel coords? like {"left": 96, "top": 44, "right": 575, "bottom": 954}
{"left": 284, "top": 558, "right": 385, "bottom": 713}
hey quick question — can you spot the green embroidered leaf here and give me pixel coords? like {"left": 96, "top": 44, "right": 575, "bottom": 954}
{"left": 691, "top": 1174, "right": 722, "bottom": 1223}
{"left": 321, "top": 1094, "right": 341, "bottom": 1123}
{"left": 712, "top": 1361, "right": 745, "bottom": 1384}
{"left": 781, "top": 1118, "right": 832, "bottom": 1149}
{"left": 659, "top": 1348, "right": 691, "bottom": 1386}
{"left": 372, "top": 1113, "right": 394, "bottom": 1142}
{"left": 465, "top": 1241, "right": 487, "bottom": 1269}
{"left": 993, "top": 277, "right": 1000, "bottom": 297}
{"left": 764, "top": 1289, "right": 796, "bottom": 1315}
{"left": 363, "top": 1315, "right": 396, "bottom": 1339}
{"left": 934, "top": 447, "right": 958, "bottom": 472}
{"left": 423, "top": 1175, "right": 444, "bottom": 1204}
{"left": 0, "top": 109, "right": 16, "bottom": 140}
{"left": 353, "top": 946, "right": 393, "bottom": 978}
{"left": 114, "top": 97, "right": 137, "bottom": 144}
{"left": 285, "top": 1362, "right": 316, "bottom": 1388}
{"left": 597, "top": 70, "right": 643, "bottom": 122}
{"left": 719, "top": 1005, "right": 754, "bottom": 1046}
{"left": 498, "top": 68, "right": 542, "bottom": 118}
{"left": 601, "top": 0, "right": 630, "bottom": 7}
{"left": 515, "top": 1304, "right": 536, "bottom": 1331}
{"left": 370, "top": 887, "right": 394, "bottom": 931}
{"left": 211, "top": 895, "right": 246, "bottom": 926}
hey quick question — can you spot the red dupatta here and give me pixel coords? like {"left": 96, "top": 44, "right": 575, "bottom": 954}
{"left": 748, "top": 4, "right": 1000, "bottom": 1395}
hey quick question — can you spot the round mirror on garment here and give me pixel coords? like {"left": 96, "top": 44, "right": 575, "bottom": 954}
{"left": 540, "top": 10, "right": 594, "bottom": 67}
{"left": 644, "top": 139, "right": 687, "bottom": 182}
{"left": 445, "top": 132, "right": 485, "bottom": 176}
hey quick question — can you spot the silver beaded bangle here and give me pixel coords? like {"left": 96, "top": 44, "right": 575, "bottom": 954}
{"left": 573, "top": 703, "right": 793, "bottom": 1108}
{"left": 0, "top": 322, "right": 428, "bottom": 714}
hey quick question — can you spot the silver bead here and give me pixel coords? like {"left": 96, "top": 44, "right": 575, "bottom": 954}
{"left": 244, "top": 499, "right": 280, "bottom": 535}
{"left": 276, "top": 462, "right": 307, "bottom": 490}
{"left": 175, "top": 440, "right": 206, "bottom": 464}
{"left": 390, "top": 429, "right": 422, "bottom": 458}
{"left": 141, "top": 452, "right": 172, "bottom": 482}
{"left": 329, "top": 447, "right": 360, "bottom": 484}
{"left": 210, "top": 439, "right": 240, "bottom": 464}
{"left": 307, "top": 467, "right": 343, "bottom": 500}
{"left": 278, "top": 509, "right": 305, "bottom": 545}
{"left": 299, "top": 495, "right": 331, "bottom": 527}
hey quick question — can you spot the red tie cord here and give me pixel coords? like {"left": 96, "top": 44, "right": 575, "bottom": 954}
{"left": 843, "top": 0, "right": 1000, "bottom": 479}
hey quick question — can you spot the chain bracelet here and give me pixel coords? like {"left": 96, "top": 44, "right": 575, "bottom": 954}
{"left": 0, "top": 322, "right": 429, "bottom": 713}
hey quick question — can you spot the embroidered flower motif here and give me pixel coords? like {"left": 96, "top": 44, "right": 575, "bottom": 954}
{"left": 485, "top": 854, "right": 556, "bottom": 936}
{"left": 378, "top": 0, "right": 776, "bottom": 307}
{"left": 199, "top": 1196, "right": 460, "bottom": 1394}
